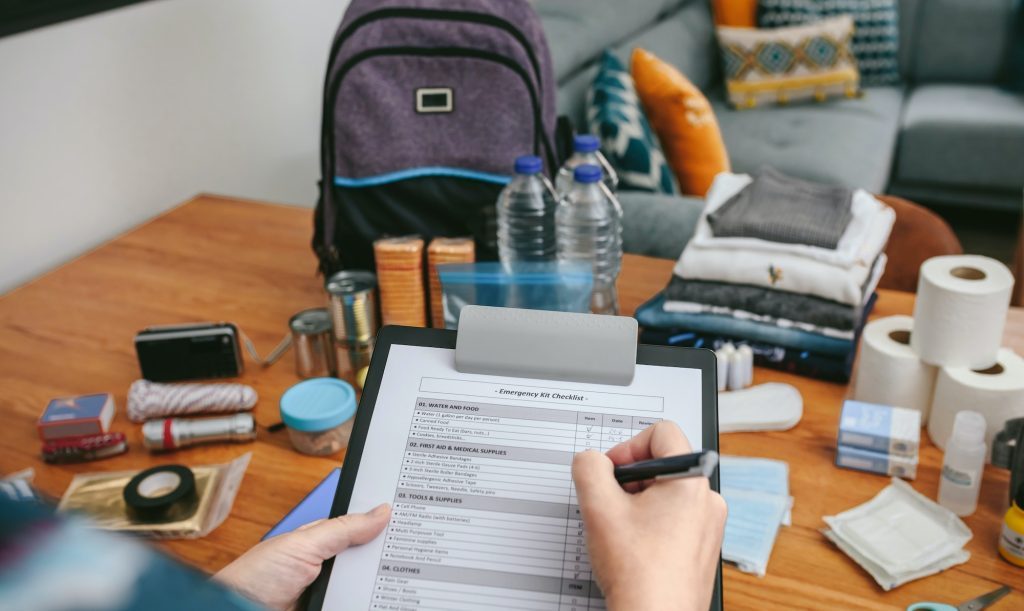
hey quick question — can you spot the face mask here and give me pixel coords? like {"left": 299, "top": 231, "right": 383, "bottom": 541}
{"left": 719, "top": 456, "right": 793, "bottom": 576}
{"left": 823, "top": 478, "right": 972, "bottom": 590}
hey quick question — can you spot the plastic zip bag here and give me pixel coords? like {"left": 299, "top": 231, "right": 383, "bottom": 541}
{"left": 438, "top": 261, "right": 593, "bottom": 328}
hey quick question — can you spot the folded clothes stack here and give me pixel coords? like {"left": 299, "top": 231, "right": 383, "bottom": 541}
{"left": 636, "top": 169, "right": 895, "bottom": 382}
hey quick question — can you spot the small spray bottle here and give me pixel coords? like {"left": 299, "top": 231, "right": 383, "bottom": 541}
{"left": 938, "top": 410, "right": 986, "bottom": 517}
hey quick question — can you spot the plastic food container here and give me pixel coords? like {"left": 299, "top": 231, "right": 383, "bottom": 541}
{"left": 279, "top": 378, "right": 356, "bottom": 456}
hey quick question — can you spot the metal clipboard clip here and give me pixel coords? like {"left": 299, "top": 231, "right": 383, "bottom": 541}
{"left": 454, "top": 306, "right": 637, "bottom": 386}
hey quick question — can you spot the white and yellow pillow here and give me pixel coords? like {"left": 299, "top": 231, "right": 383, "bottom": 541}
{"left": 717, "top": 16, "right": 860, "bottom": 109}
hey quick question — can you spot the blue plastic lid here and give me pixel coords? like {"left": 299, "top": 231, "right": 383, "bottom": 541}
{"left": 514, "top": 155, "right": 542, "bottom": 175}
{"left": 573, "top": 164, "right": 602, "bottom": 183}
{"left": 573, "top": 134, "right": 600, "bottom": 152}
{"left": 437, "top": 261, "right": 593, "bottom": 285}
{"left": 280, "top": 378, "right": 356, "bottom": 432}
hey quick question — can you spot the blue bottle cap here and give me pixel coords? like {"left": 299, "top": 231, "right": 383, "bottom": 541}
{"left": 280, "top": 378, "right": 356, "bottom": 432}
{"left": 573, "top": 164, "right": 603, "bottom": 184}
{"left": 573, "top": 134, "right": 600, "bottom": 153}
{"left": 513, "top": 155, "right": 543, "bottom": 175}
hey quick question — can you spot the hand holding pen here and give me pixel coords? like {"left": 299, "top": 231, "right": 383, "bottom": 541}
{"left": 572, "top": 421, "right": 726, "bottom": 611}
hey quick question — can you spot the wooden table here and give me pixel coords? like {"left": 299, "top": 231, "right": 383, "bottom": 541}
{"left": 2, "top": 196, "right": 1022, "bottom": 609}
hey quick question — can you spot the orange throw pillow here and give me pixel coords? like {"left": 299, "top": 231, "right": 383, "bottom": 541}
{"left": 631, "top": 48, "right": 730, "bottom": 197}
{"left": 712, "top": 0, "right": 758, "bottom": 27}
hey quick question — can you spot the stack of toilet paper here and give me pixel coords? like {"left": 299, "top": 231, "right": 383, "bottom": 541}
{"left": 852, "top": 255, "right": 1023, "bottom": 458}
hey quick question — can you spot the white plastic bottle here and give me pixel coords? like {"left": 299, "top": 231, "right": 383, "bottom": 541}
{"left": 556, "top": 134, "right": 618, "bottom": 196}
{"left": 938, "top": 410, "right": 987, "bottom": 516}
{"left": 556, "top": 164, "right": 623, "bottom": 315}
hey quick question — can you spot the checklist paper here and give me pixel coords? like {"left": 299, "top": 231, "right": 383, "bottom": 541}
{"left": 322, "top": 344, "right": 703, "bottom": 610}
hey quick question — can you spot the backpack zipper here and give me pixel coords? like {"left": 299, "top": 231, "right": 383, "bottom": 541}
{"left": 323, "top": 8, "right": 545, "bottom": 102}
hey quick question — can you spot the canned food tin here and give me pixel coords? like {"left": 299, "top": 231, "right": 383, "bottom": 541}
{"left": 325, "top": 270, "right": 378, "bottom": 345}
{"left": 290, "top": 308, "right": 336, "bottom": 378}
{"left": 335, "top": 341, "right": 373, "bottom": 377}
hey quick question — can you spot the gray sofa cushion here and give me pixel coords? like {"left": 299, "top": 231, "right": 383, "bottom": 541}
{"left": 618, "top": 191, "right": 704, "bottom": 260}
{"left": 907, "top": 0, "right": 1015, "bottom": 83}
{"left": 895, "top": 84, "right": 1024, "bottom": 191}
{"left": 557, "top": 63, "right": 599, "bottom": 129}
{"left": 544, "top": 0, "right": 717, "bottom": 130}
{"left": 536, "top": 0, "right": 688, "bottom": 82}
{"left": 712, "top": 87, "right": 905, "bottom": 193}
{"left": 897, "top": 0, "right": 923, "bottom": 80}
{"left": 608, "top": 0, "right": 719, "bottom": 92}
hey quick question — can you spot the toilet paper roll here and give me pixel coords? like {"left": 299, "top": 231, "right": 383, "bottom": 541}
{"left": 928, "top": 348, "right": 1024, "bottom": 460}
{"left": 853, "top": 315, "right": 938, "bottom": 423}
{"left": 911, "top": 255, "right": 1014, "bottom": 368}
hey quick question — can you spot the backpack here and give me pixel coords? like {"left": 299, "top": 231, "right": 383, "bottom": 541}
{"left": 312, "top": 0, "right": 560, "bottom": 275}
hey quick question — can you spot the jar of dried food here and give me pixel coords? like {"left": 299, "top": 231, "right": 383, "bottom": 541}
{"left": 279, "top": 378, "right": 356, "bottom": 456}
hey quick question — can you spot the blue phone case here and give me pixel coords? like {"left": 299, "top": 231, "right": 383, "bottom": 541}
{"left": 263, "top": 468, "right": 341, "bottom": 540}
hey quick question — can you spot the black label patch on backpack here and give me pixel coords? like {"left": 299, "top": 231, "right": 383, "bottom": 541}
{"left": 415, "top": 87, "right": 453, "bottom": 113}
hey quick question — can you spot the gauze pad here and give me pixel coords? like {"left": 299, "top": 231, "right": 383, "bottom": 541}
{"left": 823, "top": 478, "right": 971, "bottom": 588}
{"left": 822, "top": 528, "right": 969, "bottom": 591}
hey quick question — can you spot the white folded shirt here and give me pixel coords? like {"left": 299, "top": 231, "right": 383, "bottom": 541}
{"left": 676, "top": 172, "right": 894, "bottom": 305}
{"left": 676, "top": 247, "right": 887, "bottom": 306}
{"left": 664, "top": 249, "right": 886, "bottom": 335}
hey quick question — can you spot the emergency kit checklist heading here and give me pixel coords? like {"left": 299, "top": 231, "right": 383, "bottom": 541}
{"left": 418, "top": 376, "right": 666, "bottom": 412}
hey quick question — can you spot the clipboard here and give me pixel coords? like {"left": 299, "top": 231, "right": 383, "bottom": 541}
{"left": 306, "top": 306, "right": 721, "bottom": 610}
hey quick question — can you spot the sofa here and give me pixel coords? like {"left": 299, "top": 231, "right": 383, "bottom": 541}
{"left": 535, "top": 0, "right": 1024, "bottom": 260}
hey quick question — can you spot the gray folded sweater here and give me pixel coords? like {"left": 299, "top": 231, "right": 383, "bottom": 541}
{"left": 706, "top": 167, "right": 854, "bottom": 249}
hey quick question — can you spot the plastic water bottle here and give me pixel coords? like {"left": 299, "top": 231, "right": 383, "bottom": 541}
{"left": 556, "top": 134, "right": 619, "bottom": 196}
{"left": 496, "top": 155, "right": 558, "bottom": 263}
{"left": 556, "top": 164, "right": 623, "bottom": 314}
{"left": 938, "top": 410, "right": 987, "bottom": 517}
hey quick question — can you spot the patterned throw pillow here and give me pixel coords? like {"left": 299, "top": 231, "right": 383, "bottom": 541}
{"left": 718, "top": 16, "right": 860, "bottom": 109}
{"left": 586, "top": 51, "right": 677, "bottom": 195}
{"left": 758, "top": 0, "right": 901, "bottom": 86}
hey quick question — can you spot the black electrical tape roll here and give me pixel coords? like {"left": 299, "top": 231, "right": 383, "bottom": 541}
{"left": 123, "top": 464, "right": 198, "bottom": 522}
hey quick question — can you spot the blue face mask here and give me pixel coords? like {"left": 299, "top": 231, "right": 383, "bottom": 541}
{"left": 719, "top": 456, "right": 792, "bottom": 577}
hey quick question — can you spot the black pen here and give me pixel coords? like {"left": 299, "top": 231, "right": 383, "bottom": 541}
{"left": 613, "top": 450, "right": 719, "bottom": 485}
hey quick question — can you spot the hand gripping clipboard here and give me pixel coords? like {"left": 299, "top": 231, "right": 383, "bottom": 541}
{"left": 306, "top": 306, "right": 722, "bottom": 611}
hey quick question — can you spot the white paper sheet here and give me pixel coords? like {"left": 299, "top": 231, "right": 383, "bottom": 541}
{"left": 322, "top": 344, "right": 704, "bottom": 610}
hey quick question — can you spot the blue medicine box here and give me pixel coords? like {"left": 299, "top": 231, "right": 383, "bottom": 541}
{"left": 837, "top": 400, "right": 920, "bottom": 458}
{"left": 836, "top": 445, "right": 918, "bottom": 480}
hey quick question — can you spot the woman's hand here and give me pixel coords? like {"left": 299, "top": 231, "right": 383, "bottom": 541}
{"left": 214, "top": 503, "right": 390, "bottom": 610}
{"left": 572, "top": 422, "right": 726, "bottom": 611}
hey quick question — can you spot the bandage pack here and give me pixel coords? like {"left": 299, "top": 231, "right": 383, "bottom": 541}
{"left": 822, "top": 478, "right": 972, "bottom": 590}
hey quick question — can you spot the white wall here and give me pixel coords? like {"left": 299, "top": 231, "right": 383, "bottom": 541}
{"left": 0, "top": 0, "right": 349, "bottom": 293}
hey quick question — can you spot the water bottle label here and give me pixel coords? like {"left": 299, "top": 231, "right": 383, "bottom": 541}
{"left": 940, "top": 464, "right": 976, "bottom": 487}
